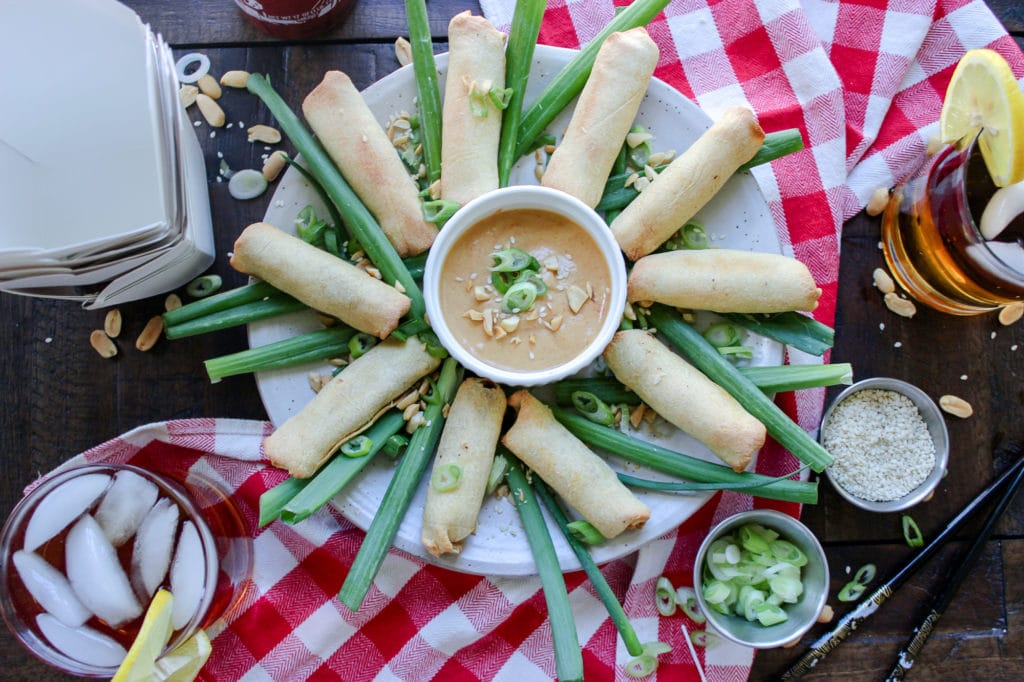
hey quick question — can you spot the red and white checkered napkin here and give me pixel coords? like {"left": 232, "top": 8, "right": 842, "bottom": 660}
{"left": 46, "top": 3, "right": 1024, "bottom": 681}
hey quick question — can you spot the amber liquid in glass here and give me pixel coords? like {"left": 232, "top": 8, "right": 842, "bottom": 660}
{"left": 881, "top": 143, "right": 1024, "bottom": 314}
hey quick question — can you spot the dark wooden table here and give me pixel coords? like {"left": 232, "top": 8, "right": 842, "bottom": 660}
{"left": 2, "top": 1, "right": 1022, "bottom": 680}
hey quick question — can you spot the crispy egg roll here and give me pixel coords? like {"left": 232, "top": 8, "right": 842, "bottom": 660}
{"left": 263, "top": 337, "right": 441, "bottom": 478}
{"left": 603, "top": 330, "right": 764, "bottom": 472}
{"left": 611, "top": 106, "right": 765, "bottom": 260}
{"left": 440, "top": 11, "right": 506, "bottom": 206}
{"left": 230, "top": 222, "right": 410, "bottom": 338}
{"left": 421, "top": 378, "right": 507, "bottom": 557}
{"left": 628, "top": 249, "right": 821, "bottom": 313}
{"left": 542, "top": 27, "right": 658, "bottom": 208}
{"left": 502, "top": 390, "right": 650, "bottom": 539}
{"left": 302, "top": 71, "right": 437, "bottom": 257}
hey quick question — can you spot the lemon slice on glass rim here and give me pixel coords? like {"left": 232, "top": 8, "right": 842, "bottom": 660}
{"left": 939, "top": 48, "right": 1024, "bottom": 187}
{"left": 111, "top": 589, "right": 212, "bottom": 682}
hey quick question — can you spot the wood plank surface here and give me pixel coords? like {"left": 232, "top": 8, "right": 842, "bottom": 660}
{"left": 1, "top": 1, "right": 1022, "bottom": 680}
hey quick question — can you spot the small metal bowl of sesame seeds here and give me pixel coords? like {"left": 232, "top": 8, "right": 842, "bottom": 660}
{"left": 819, "top": 377, "right": 949, "bottom": 513}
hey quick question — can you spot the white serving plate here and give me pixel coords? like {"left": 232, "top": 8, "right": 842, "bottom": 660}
{"left": 250, "top": 45, "right": 782, "bottom": 576}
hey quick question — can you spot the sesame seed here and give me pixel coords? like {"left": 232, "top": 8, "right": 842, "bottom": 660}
{"left": 894, "top": 341, "right": 902, "bottom": 348}
{"left": 960, "top": 374, "right": 968, "bottom": 380}
{"left": 821, "top": 389, "right": 935, "bottom": 502}
{"left": 879, "top": 323, "right": 885, "bottom": 331}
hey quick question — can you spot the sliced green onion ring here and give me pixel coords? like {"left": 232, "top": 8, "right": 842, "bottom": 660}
{"left": 186, "top": 275, "right": 223, "bottom": 299}
{"left": 624, "top": 653, "right": 657, "bottom": 678}
{"left": 382, "top": 434, "right": 408, "bottom": 458}
{"left": 422, "top": 199, "right": 460, "bottom": 225}
{"left": 718, "top": 345, "right": 755, "bottom": 360}
{"left": 431, "top": 463, "right": 463, "bottom": 492}
{"left": 853, "top": 563, "right": 877, "bottom": 586}
{"left": 514, "top": 270, "right": 548, "bottom": 295}
{"left": 689, "top": 629, "right": 717, "bottom": 647}
{"left": 837, "top": 580, "right": 866, "bottom": 602}
{"left": 902, "top": 514, "right": 924, "bottom": 548}
{"left": 703, "top": 322, "right": 742, "bottom": 348}
{"left": 502, "top": 281, "right": 538, "bottom": 313}
{"left": 675, "top": 587, "right": 706, "bottom": 624}
{"left": 490, "top": 247, "right": 535, "bottom": 273}
{"left": 680, "top": 221, "right": 709, "bottom": 249}
{"left": 486, "top": 453, "right": 510, "bottom": 495}
{"left": 340, "top": 435, "right": 373, "bottom": 458}
{"left": 570, "top": 391, "right": 616, "bottom": 426}
{"left": 489, "top": 86, "right": 513, "bottom": 110}
{"left": 566, "top": 520, "right": 606, "bottom": 545}
{"left": 348, "top": 333, "right": 377, "bottom": 359}
{"left": 655, "top": 576, "right": 677, "bottom": 616}
{"left": 468, "top": 88, "right": 489, "bottom": 118}
{"left": 642, "top": 641, "right": 671, "bottom": 656}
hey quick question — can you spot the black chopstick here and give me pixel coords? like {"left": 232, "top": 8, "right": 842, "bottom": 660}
{"left": 778, "top": 444, "right": 1024, "bottom": 680}
{"left": 883, "top": 458, "right": 1024, "bottom": 680}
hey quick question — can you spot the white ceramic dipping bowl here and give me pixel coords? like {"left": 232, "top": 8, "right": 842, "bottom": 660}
{"left": 819, "top": 377, "right": 949, "bottom": 513}
{"left": 424, "top": 186, "right": 627, "bottom": 387}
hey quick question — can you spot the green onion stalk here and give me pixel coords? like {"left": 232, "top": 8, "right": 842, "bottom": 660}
{"left": 506, "top": 461, "right": 584, "bottom": 682}
{"left": 720, "top": 310, "right": 834, "bottom": 357}
{"left": 496, "top": 0, "right": 546, "bottom": 186}
{"left": 551, "top": 407, "right": 818, "bottom": 504}
{"left": 553, "top": 363, "right": 852, "bottom": 408}
{"left": 404, "top": 0, "right": 442, "bottom": 183}
{"left": 514, "top": 0, "right": 672, "bottom": 160}
{"left": 533, "top": 479, "right": 644, "bottom": 658}
{"left": 647, "top": 306, "right": 834, "bottom": 472}
{"left": 204, "top": 326, "right": 356, "bottom": 382}
{"left": 339, "top": 357, "right": 462, "bottom": 611}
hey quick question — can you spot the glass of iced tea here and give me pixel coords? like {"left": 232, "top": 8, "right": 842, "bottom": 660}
{"left": 881, "top": 135, "right": 1024, "bottom": 315}
{"left": 0, "top": 464, "right": 253, "bottom": 677}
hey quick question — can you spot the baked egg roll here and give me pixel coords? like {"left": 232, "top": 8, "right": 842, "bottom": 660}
{"left": 302, "top": 71, "right": 437, "bottom": 257}
{"left": 421, "top": 378, "right": 507, "bottom": 557}
{"left": 230, "top": 222, "right": 410, "bottom": 338}
{"left": 603, "top": 330, "right": 764, "bottom": 472}
{"left": 501, "top": 390, "right": 650, "bottom": 539}
{"left": 542, "top": 27, "right": 658, "bottom": 208}
{"left": 628, "top": 249, "right": 821, "bottom": 313}
{"left": 263, "top": 337, "right": 441, "bottom": 478}
{"left": 611, "top": 106, "right": 765, "bottom": 260}
{"left": 440, "top": 11, "right": 506, "bottom": 206}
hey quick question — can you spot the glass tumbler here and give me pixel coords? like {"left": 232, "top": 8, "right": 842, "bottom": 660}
{"left": 881, "top": 136, "right": 1024, "bottom": 315}
{"left": 0, "top": 464, "right": 254, "bottom": 677}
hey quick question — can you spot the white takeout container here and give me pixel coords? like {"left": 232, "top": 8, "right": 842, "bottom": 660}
{"left": 424, "top": 186, "right": 627, "bottom": 387}
{"left": 0, "top": 0, "right": 214, "bottom": 307}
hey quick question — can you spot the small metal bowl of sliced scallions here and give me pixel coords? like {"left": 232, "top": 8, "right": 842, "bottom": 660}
{"left": 693, "top": 509, "right": 829, "bottom": 649}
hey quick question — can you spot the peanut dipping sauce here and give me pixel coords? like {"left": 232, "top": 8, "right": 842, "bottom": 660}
{"left": 438, "top": 208, "right": 612, "bottom": 373}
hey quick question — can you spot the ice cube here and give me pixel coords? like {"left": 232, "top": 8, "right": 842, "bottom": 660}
{"left": 65, "top": 514, "right": 142, "bottom": 627}
{"left": 169, "top": 521, "right": 205, "bottom": 630}
{"left": 130, "top": 497, "right": 179, "bottom": 599}
{"left": 94, "top": 469, "right": 159, "bottom": 546}
{"left": 36, "top": 612, "right": 127, "bottom": 668}
{"left": 23, "top": 473, "right": 111, "bottom": 552}
{"left": 12, "top": 550, "right": 92, "bottom": 627}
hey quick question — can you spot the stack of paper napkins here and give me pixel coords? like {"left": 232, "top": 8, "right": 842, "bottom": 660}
{"left": 0, "top": 0, "right": 214, "bottom": 308}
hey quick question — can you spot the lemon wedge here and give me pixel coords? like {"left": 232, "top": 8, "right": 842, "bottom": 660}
{"left": 155, "top": 629, "right": 213, "bottom": 682}
{"left": 939, "top": 48, "right": 1024, "bottom": 186}
{"left": 112, "top": 589, "right": 175, "bottom": 682}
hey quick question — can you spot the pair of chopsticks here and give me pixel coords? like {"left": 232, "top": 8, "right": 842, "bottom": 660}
{"left": 779, "top": 442, "right": 1024, "bottom": 680}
